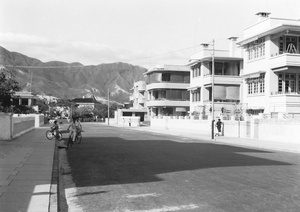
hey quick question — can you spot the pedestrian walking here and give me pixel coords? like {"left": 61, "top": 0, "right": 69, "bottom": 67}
{"left": 215, "top": 118, "right": 223, "bottom": 136}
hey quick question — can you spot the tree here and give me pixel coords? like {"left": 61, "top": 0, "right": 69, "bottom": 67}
{"left": 93, "top": 102, "right": 118, "bottom": 119}
{"left": 74, "top": 106, "right": 93, "bottom": 118}
{"left": 36, "top": 99, "right": 49, "bottom": 114}
{"left": 0, "top": 68, "right": 21, "bottom": 112}
{"left": 93, "top": 102, "right": 107, "bottom": 119}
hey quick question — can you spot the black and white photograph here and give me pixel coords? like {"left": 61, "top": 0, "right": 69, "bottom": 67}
{"left": 1, "top": 0, "right": 300, "bottom": 211}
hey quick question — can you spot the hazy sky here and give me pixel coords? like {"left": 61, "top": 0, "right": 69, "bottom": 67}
{"left": 1, "top": 0, "right": 300, "bottom": 68}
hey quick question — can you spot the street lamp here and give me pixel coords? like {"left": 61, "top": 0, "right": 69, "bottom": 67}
{"left": 201, "top": 40, "right": 215, "bottom": 139}
{"left": 108, "top": 89, "right": 110, "bottom": 125}
{"left": 211, "top": 39, "right": 215, "bottom": 139}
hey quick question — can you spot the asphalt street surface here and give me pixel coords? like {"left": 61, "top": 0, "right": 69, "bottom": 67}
{"left": 61, "top": 123, "right": 300, "bottom": 212}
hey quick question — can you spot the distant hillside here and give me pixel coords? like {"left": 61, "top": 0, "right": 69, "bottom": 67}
{"left": 0, "top": 46, "right": 147, "bottom": 103}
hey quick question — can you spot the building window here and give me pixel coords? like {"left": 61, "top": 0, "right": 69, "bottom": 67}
{"left": 279, "top": 36, "right": 284, "bottom": 54}
{"left": 286, "top": 36, "right": 298, "bottom": 53}
{"left": 192, "top": 65, "right": 201, "bottom": 78}
{"left": 278, "top": 73, "right": 283, "bottom": 93}
{"left": 278, "top": 73, "right": 296, "bottom": 94}
{"left": 247, "top": 74, "right": 265, "bottom": 95}
{"left": 192, "top": 88, "right": 201, "bottom": 102}
{"left": 248, "top": 83, "right": 253, "bottom": 94}
{"left": 285, "top": 73, "right": 296, "bottom": 93}
{"left": 260, "top": 78, "right": 265, "bottom": 93}
{"left": 247, "top": 37, "right": 265, "bottom": 61}
{"left": 21, "top": 99, "right": 29, "bottom": 106}
{"left": 253, "top": 81, "right": 258, "bottom": 93}
{"left": 299, "top": 37, "right": 300, "bottom": 54}
{"left": 161, "top": 90, "right": 166, "bottom": 99}
{"left": 162, "top": 73, "right": 171, "bottom": 82}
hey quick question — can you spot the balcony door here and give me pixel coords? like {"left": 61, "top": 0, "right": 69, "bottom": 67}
{"left": 278, "top": 73, "right": 296, "bottom": 93}
{"left": 285, "top": 74, "right": 296, "bottom": 93}
{"left": 286, "top": 36, "right": 298, "bottom": 54}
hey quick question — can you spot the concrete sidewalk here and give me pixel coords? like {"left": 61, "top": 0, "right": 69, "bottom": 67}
{"left": 0, "top": 126, "right": 57, "bottom": 212}
{"left": 117, "top": 124, "right": 300, "bottom": 154}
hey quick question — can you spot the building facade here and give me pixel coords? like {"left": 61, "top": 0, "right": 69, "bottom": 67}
{"left": 238, "top": 12, "right": 300, "bottom": 115}
{"left": 72, "top": 97, "right": 96, "bottom": 109}
{"left": 117, "top": 81, "right": 148, "bottom": 123}
{"left": 13, "top": 91, "right": 39, "bottom": 112}
{"left": 145, "top": 65, "right": 190, "bottom": 117}
{"left": 187, "top": 38, "right": 243, "bottom": 119}
{"left": 130, "top": 81, "right": 147, "bottom": 109}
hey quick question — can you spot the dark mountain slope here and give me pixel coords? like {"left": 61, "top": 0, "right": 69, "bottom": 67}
{"left": 0, "top": 46, "right": 147, "bottom": 103}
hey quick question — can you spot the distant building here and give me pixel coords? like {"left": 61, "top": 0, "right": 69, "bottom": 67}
{"left": 72, "top": 97, "right": 96, "bottom": 109}
{"left": 13, "top": 91, "right": 39, "bottom": 111}
{"left": 187, "top": 38, "right": 243, "bottom": 119}
{"left": 116, "top": 81, "right": 147, "bottom": 123}
{"left": 130, "top": 81, "right": 147, "bottom": 109}
{"left": 144, "top": 65, "right": 190, "bottom": 117}
{"left": 237, "top": 12, "right": 300, "bottom": 115}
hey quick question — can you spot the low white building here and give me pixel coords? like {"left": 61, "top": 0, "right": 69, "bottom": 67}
{"left": 13, "top": 91, "right": 39, "bottom": 112}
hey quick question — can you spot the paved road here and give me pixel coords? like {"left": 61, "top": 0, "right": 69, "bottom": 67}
{"left": 62, "top": 123, "right": 300, "bottom": 212}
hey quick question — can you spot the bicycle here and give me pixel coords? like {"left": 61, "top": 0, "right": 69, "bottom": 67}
{"left": 46, "top": 129, "right": 63, "bottom": 141}
{"left": 74, "top": 130, "right": 83, "bottom": 144}
{"left": 67, "top": 130, "right": 83, "bottom": 148}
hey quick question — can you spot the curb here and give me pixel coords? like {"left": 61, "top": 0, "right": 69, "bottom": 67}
{"left": 49, "top": 144, "right": 58, "bottom": 212}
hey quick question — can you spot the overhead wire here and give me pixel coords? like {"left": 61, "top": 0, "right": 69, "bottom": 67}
{"left": 1, "top": 35, "right": 244, "bottom": 69}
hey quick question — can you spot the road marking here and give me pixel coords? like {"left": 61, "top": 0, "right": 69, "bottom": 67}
{"left": 124, "top": 204, "right": 199, "bottom": 212}
{"left": 126, "top": 193, "right": 160, "bottom": 198}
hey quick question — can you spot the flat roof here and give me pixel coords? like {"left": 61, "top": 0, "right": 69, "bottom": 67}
{"left": 121, "top": 108, "right": 147, "bottom": 112}
{"left": 145, "top": 65, "right": 190, "bottom": 75}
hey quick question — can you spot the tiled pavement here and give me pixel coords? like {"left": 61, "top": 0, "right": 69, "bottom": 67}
{"left": 0, "top": 127, "right": 56, "bottom": 212}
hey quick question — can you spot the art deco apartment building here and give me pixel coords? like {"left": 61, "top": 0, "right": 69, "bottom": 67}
{"left": 130, "top": 81, "right": 147, "bottom": 109}
{"left": 145, "top": 65, "right": 190, "bottom": 117}
{"left": 187, "top": 38, "right": 243, "bottom": 118}
{"left": 237, "top": 12, "right": 300, "bottom": 115}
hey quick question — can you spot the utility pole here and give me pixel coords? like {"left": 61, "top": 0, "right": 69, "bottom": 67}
{"left": 211, "top": 39, "right": 215, "bottom": 139}
{"left": 108, "top": 89, "right": 110, "bottom": 125}
{"left": 30, "top": 70, "right": 33, "bottom": 93}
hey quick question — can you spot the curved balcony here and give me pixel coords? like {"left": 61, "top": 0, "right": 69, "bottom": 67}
{"left": 270, "top": 53, "right": 300, "bottom": 71}
{"left": 203, "top": 75, "right": 241, "bottom": 86}
{"left": 146, "top": 99, "right": 190, "bottom": 107}
{"left": 146, "top": 82, "right": 189, "bottom": 90}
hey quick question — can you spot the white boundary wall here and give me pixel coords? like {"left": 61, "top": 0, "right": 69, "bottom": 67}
{"left": 150, "top": 116, "right": 300, "bottom": 143}
{"left": 0, "top": 113, "right": 45, "bottom": 140}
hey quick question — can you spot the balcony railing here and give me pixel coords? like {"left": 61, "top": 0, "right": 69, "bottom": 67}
{"left": 203, "top": 73, "right": 240, "bottom": 77}
{"left": 147, "top": 80, "right": 190, "bottom": 84}
{"left": 270, "top": 91, "right": 300, "bottom": 95}
{"left": 150, "top": 98, "right": 189, "bottom": 101}
{"left": 270, "top": 53, "right": 300, "bottom": 70}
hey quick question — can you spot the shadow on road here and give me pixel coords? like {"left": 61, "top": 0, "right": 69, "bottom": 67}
{"left": 65, "top": 134, "right": 292, "bottom": 188}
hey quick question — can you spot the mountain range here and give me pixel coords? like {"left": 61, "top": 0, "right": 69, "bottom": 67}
{"left": 0, "top": 46, "right": 147, "bottom": 103}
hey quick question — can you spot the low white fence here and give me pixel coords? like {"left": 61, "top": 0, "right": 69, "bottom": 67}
{"left": 150, "top": 116, "right": 300, "bottom": 143}
{"left": 0, "top": 113, "right": 45, "bottom": 140}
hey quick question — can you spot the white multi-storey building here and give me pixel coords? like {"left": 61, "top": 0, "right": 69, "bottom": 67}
{"left": 130, "top": 81, "right": 147, "bottom": 109}
{"left": 187, "top": 38, "right": 243, "bottom": 119}
{"left": 237, "top": 12, "right": 300, "bottom": 115}
{"left": 145, "top": 65, "right": 190, "bottom": 117}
